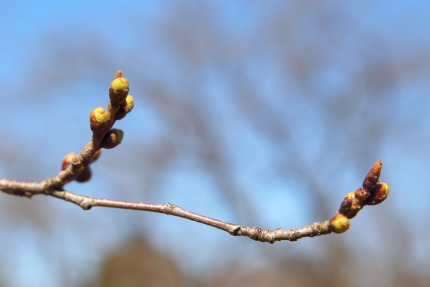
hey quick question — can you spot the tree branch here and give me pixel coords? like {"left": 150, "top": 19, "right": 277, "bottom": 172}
{"left": 0, "top": 160, "right": 388, "bottom": 243}
{"left": 0, "top": 71, "right": 390, "bottom": 243}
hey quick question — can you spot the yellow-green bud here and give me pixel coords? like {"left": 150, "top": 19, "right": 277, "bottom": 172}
{"left": 90, "top": 107, "right": 110, "bottom": 133}
{"left": 115, "top": 95, "right": 135, "bottom": 120}
{"left": 330, "top": 214, "right": 350, "bottom": 233}
{"left": 109, "top": 70, "right": 129, "bottom": 105}
{"left": 125, "top": 95, "right": 134, "bottom": 111}
{"left": 110, "top": 70, "right": 129, "bottom": 91}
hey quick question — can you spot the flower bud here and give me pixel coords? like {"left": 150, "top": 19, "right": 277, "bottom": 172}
{"left": 365, "top": 182, "right": 390, "bottom": 205}
{"left": 115, "top": 95, "right": 135, "bottom": 120}
{"left": 363, "top": 160, "right": 383, "bottom": 191}
{"left": 61, "top": 152, "right": 76, "bottom": 170}
{"left": 109, "top": 70, "right": 129, "bottom": 106}
{"left": 76, "top": 166, "right": 92, "bottom": 183}
{"left": 90, "top": 107, "right": 110, "bottom": 133}
{"left": 330, "top": 214, "right": 350, "bottom": 233}
{"left": 101, "top": 129, "right": 124, "bottom": 149}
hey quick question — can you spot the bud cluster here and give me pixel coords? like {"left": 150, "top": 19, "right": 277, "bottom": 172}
{"left": 62, "top": 71, "right": 135, "bottom": 184}
{"left": 332, "top": 161, "right": 390, "bottom": 235}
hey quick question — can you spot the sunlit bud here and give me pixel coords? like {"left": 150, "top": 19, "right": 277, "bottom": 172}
{"left": 61, "top": 152, "right": 76, "bottom": 170}
{"left": 344, "top": 192, "right": 355, "bottom": 201}
{"left": 90, "top": 107, "right": 110, "bottom": 133}
{"left": 365, "top": 182, "right": 390, "bottom": 205}
{"left": 76, "top": 167, "right": 92, "bottom": 183}
{"left": 111, "top": 70, "right": 129, "bottom": 91}
{"left": 115, "top": 95, "right": 135, "bottom": 120}
{"left": 330, "top": 214, "right": 350, "bottom": 233}
{"left": 101, "top": 129, "right": 124, "bottom": 149}
{"left": 109, "top": 70, "right": 129, "bottom": 106}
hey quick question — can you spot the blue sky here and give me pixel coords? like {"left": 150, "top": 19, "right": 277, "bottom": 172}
{"left": 1, "top": 1, "right": 430, "bottom": 286}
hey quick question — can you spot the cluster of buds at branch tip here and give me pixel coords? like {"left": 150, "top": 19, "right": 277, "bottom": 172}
{"left": 109, "top": 70, "right": 129, "bottom": 106}
{"left": 330, "top": 214, "right": 350, "bottom": 233}
{"left": 90, "top": 107, "right": 110, "bottom": 133}
{"left": 334, "top": 160, "right": 389, "bottom": 235}
{"left": 115, "top": 95, "right": 134, "bottom": 120}
{"left": 101, "top": 129, "right": 124, "bottom": 149}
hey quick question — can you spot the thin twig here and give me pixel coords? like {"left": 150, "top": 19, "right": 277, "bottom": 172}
{"left": 0, "top": 160, "right": 388, "bottom": 243}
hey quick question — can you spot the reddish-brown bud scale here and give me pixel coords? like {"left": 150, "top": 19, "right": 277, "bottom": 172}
{"left": 354, "top": 187, "right": 369, "bottom": 201}
{"left": 339, "top": 196, "right": 362, "bottom": 219}
{"left": 363, "top": 160, "right": 383, "bottom": 191}
{"left": 76, "top": 167, "right": 92, "bottom": 183}
{"left": 101, "top": 129, "right": 124, "bottom": 149}
{"left": 365, "top": 182, "right": 390, "bottom": 205}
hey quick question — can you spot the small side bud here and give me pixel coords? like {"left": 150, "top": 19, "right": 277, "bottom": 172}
{"left": 365, "top": 182, "right": 390, "bottom": 205}
{"left": 90, "top": 107, "right": 110, "bottom": 133}
{"left": 62, "top": 152, "right": 76, "bottom": 170}
{"left": 330, "top": 214, "right": 350, "bottom": 233}
{"left": 124, "top": 95, "right": 134, "bottom": 110}
{"left": 101, "top": 129, "right": 124, "bottom": 149}
{"left": 109, "top": 70, "right": 129, "bottom": 106}
{"left": 115, "top": 95, "right": 135, "bottom": 120}
{"left": 76, "top": 167, "right": 92, "bottom": 183}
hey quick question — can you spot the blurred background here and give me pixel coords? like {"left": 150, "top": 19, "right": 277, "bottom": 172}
{"left": 0, "top": 0, "right": 429, "bottom": 286}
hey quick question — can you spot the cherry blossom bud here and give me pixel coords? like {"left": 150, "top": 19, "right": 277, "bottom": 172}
{"left": 76, "top": 167, "right": 92, "bottom": 183}
{"left": 90, "top": 107, "right": 110, "bottom": 133}
{"left": 61, "top": 152, "right": 76, "bottom": 170}
{"left": 115, "top": 95, "right": 135, "bottom": 120}
{"left": 101, "top": 129, "right": 124, "bottom": 149}
{"left": 109, "top": 70, "right": 129, "bottom": 106}
{"left": 365, "top": 182, "right": 390, "bottom": 205}
{"left": 330, "top": 214, "right": 350, "bottom": 233}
